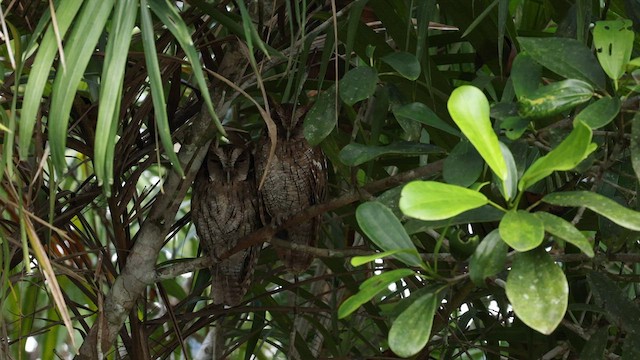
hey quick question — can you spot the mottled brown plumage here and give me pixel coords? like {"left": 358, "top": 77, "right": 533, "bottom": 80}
{"left": 255, "top": 102, "right": 328, "bottom": 273}
{"left": 191, "top": 143, "right": 261, "bottom": 305}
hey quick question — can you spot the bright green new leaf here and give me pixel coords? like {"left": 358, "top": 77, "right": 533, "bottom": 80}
{"left": 381, "top": 51, "right": 421, "bottom": 80}
{"left": 543, "top": 191, "right": 640, "bottom": 231}
{"left": 388, "top": 290, "right": 438, "bottom": 358}
{"left": 304, "top": 85, "right": 337, "bottom": 146}
{"left": 351, "top": 250, "right": 404, "bottom": 267}
{"left": 448, "top": 85, "right": 508, "bottom": 181}
{"left": 497, "top": 142, "right": 517, "bottom": 201}
{"left": 340, "top": 66, "right": 378, "bottom": 106}
{"left": 574, "top": 97, "right": 621, "bottom": 129}
{"left": 506, "top": 249, "right": 569, "bottom": 335}
{"left": 519, "top": 120, "right": 596, "bottom": 191}
{"left": 499, "top": 210, "right": 544, "bottom": 252}
{"left": 400, "top": 181, "right": 489, "bottom": 221}
{"left": 518, "top": 37, "right": 606, "bottom": 89}
{"left": 593, "top": 20, "right": 634, "bottom": 84}
{"left": 338, "top": 268, "right": 415, "bottom": 319}
{"left": 518, "top": 79, "right": 594, "bottom": 119}
{"left": 469, "top": 229, "right": 508, "bottom": 285}
{"left": 356, "top": 202, "right": 424, "bottom": 267}
{"left": 534, "top": 212, "right": 594, "bottom": 257}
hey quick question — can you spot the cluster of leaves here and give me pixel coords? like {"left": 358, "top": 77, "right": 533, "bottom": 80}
{"left": 3, "top": 0, "right": 640, "bottom": 359}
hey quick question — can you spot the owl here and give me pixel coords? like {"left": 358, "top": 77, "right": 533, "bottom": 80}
{"left": 191, "top": 142, "right": 261, "bottom": 305}
{"left": 255, "top": 101, "right": 328, "bottom": 273}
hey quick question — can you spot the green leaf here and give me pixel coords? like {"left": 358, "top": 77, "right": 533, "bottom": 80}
{"left": 48, "top": 0, "right": 115, "bottom": 172}
{"left": 519, "top": 120, "right": 596, "bottom": 191}
{"left": 351, "top": 250, "right": 405, "bottom": 267}
{"left": 580, "top": 326, "right": 609, "bottom": 360}
{"left": 388, "top": 290, "right": 438, "bottom": 358}
{"left": 499, "top": 210, "right": 544, "bottom": 252}
{"left": 469, "top": 229, "right": 508, "bottom": 285}
{"left": 506, "top": 249, "right": 569, "bottom": 335}
{"left": 355, "top": 202, "right": 423, "bottom": 267}
{"left": 94, "top": 0, "right": 138, "bottom": 194}
{"left": 633, "top": 112, "right": 640, "bottom": 182}
{"left": 518, "top": 37, "right": 606, "bottom": 89}
{"left": 574, "top": 96, "right": 621, "bottom": 129}
{"left": 400, "top": 181, "right": 489, "bottom": 221}
{"left": 140, "top": 0, "right": 183, "bottom": 176}
{"left": 543, "top": 191, "right": 640, "bottom": 231}
{"left": 511, "top": 52, "right": 542, "bottom": 98}
{"left": 148, "top": 0, "right": 225, "bottom": 134}
{"left": 497, "top": 142, "right": 517, "bottom": 201}
{"left": 393, "top": 102, "right": 460, "bottom": 136}
{"left": 339, "top": 66, "right": 378, "bottom": 105}
{"left": 19, "top": 1, "right": 84, "bottom": 160}
{"left": 517, "top": 79, "right": 594, "bottom": 119}
{"left": 593, "top": 20, "right": 634, "bottom": 83}
{"left": 534, "top": 212, "right": 594, "bottom": 257}
{"left": 500, "top": 116, "right": 529, "bottom": 140}
{"left": 304, "top": 85, "right": 337, "bottom": 146}
{"left": 588, "top": 271, "right": 640, "bottom": 334}
{"left": 381, "top": 51, "right": 421, "bottom": 80}
{"left": 448, "top": 85, "right": 508, "bottom": 181}
{"left": 405, "top": 206, "right": 504, "bottom": 234}
{"left": 338, "top": 268, "right": 415, "bottom": 319}
{"left": 338, "top": 142, "right": 442, "bottom": 166}
{"left": 443, "top": 140, "right": 483, "bottom": 187}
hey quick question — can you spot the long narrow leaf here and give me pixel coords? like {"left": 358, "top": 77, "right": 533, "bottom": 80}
{"left": 48, "top": 0, "right": 115, "bottom": 172}
{"left": 19, "top": 1, "right": 83, "bottom": 159}
{"left": 95, "top": 0, "right": 139, "bottom": 195}
{"left": 148, "top": 0, "right": 225, "bottom": 137}
{"left": 140, "top": 0, "right": 183, "bottom": 176}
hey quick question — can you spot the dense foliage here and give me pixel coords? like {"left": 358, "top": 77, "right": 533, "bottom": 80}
{"left": 3, "top": 0, "right": 640, "bottom": 359}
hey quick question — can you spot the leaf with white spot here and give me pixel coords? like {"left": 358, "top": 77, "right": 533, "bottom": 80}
{"left": 506, "top": 249, "right": 569, "bottom": 335}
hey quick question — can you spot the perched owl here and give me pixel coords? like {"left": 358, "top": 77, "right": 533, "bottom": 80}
{"left": 255, "top": 101, "right": 328, "bottom": 273}
{"left": 191, "top": 142, "right": 261, "bottom": 305}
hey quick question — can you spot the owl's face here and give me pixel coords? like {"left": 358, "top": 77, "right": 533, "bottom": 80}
{"left": 273, "top": 102, "right": 311, "bottom": 140}
{"left": 205, "top": 145, "right": 251, "bottom": 184}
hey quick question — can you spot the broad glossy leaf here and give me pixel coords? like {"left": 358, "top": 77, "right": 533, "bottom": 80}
{"left": 356, "top": 202, "right": 423, "bottom": 267}
{"left": 543, "top": 191, "right": 640, "bottom": 231}
{"left": 443, "top": 140, "right": 483, "bottom": 187}
{"left": 338, "top": 268, "right": 415, "bottom": 318}
{"left": 518, "top": 79, "right": 594, "bottom": 119}
{"left": 393, "top": 102, "right": 460, "bottom": 136}
{"left": 382, "top": 51, "right": 421, "bottom": 80}
{"left": 518, "top": 37, "right": 606, "bottom": 89}
{"left": 405, "top": 206, "right": 504, "bottom": 234}
{"left": 497, "top": 142, "right": 517, "bottom": 201}
{"left": 499, "top": 210, "right": 544, "bottom": 251}
{"left": 448, "top": 85, "right": 508, "bottom": 181}
{"left": 506, "top": 249, "right": 569, "bottom": 335}
{"left": 469, "top": 229, "right": 508, "bottom": 285}
{"left": 400, "top": 181, "right": 489, "bottom": 221}
{"left": 574, "top": 96, "right": 621, "bottom": 129}
{"left": 511, "top": 52, "right": 542, "bottom": 98}
{"left": 338, "top": 142, "right": 442, "bottom": 166}
{"left": 340, "top": 66, "right": 378, "bottom": 105}
{"left": 304, "top": 85, "right": 337, "bottom": 146}
{"left": 500, "top": 117, "right": 529, "bottom": 140}
{"left": 388, "top": 290, "right": 438, "bottom": 358}
{"left": 534, "top": 212, "right": 594, "bottom": 257}
{"left": 519, "top": 121, "right": 596, "bottom": 191}
{"left": 593, "top": 20, "right": 634, "bottom": 82}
